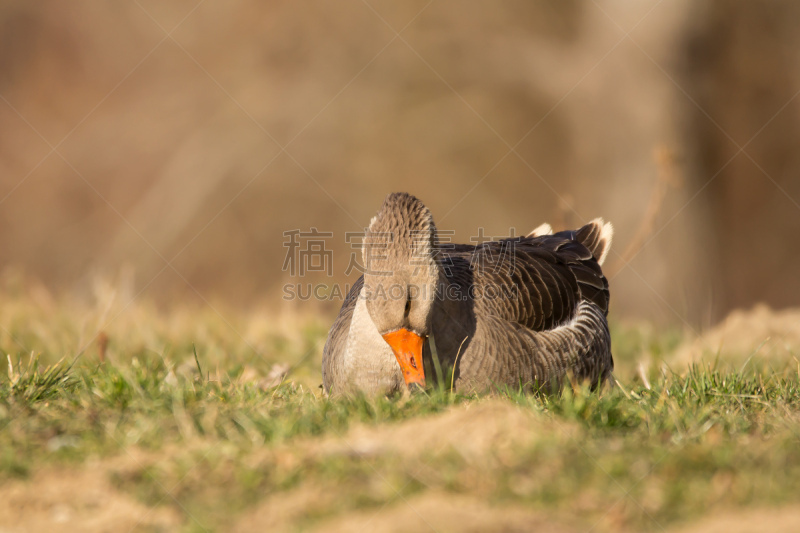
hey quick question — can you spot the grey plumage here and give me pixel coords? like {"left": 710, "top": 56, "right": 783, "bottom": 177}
{"left": 322, "top": 192, "right": 614, "bottom": 396}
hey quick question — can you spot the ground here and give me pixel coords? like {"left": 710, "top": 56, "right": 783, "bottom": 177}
{"left": 1, "top": 282, "right": 799, "bottom": 532}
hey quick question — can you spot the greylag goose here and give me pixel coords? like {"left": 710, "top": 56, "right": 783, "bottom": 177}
{"left": 322, "top": 192, "right": 613, "bottom": 396}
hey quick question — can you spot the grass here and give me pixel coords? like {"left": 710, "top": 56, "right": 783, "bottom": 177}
{"left": 1, "top": 284, "right": 799, "bottom": 532}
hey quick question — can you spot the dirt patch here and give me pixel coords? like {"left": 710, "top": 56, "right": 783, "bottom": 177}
{"left": 667, "top": 506, "right": 800, "bottom": 533}
{"left": 234, "top": 400, "right": 580, "bottom": 532}
{"left": 230, "top": 484, "right": 338, "bottom": 533}
{"left": 0, "top": 465, "right": 182, "bottom": 533}
{"left": 305, "top": 492, "right": 584, "bottom": 533}
{"left": 234, "top": 487, "right": 587, "bottom": 533}
{"left": 672, "top": 305, "right": 800, "bottom": 368}
{"left": 314, "top": 399, "right": 576, "bottom": 461}
{"left": 0, "top": 401, "right": 573, "bottom": 533}
{"left": 4, "top": 400, "right": 798, "bottom": 533}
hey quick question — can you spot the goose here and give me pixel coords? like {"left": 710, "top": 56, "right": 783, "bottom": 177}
{"left": 322, "top": 192, "right": 613, "bottom": 396}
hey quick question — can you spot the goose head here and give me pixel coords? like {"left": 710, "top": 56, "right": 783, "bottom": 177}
{"left": 362, "top": 193, "right": 440, "bottom": 390}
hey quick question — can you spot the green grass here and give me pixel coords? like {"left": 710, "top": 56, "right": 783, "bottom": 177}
{"left": 1, "top": 290, "right": 799, "bottom": 531}
{"left": 2, "top": 354, "right": 800, "bottom": 531}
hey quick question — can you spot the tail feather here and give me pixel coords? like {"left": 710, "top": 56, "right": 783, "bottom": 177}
{"left": 576, "top": 218, "right": 613, "bottom": 266}
{"left": 527, "top": 222, "right": 553, "bottom": 237}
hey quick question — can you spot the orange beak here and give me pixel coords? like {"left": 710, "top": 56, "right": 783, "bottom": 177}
{"left": 382, "top": 328, "right": 426, "bottom": 389}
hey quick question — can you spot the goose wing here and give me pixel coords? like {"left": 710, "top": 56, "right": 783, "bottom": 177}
{"left": 448, "top": 229, "right": 609, "bottom": 333}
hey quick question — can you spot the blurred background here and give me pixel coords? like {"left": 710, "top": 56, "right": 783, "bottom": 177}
{"left": 1, "top": 0, "right": 799, "bottom": 327}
